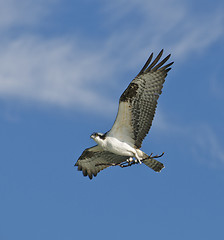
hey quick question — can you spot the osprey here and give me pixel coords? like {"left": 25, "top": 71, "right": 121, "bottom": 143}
{"left": 75, "top": 49, "right": 173, "bottom": 179}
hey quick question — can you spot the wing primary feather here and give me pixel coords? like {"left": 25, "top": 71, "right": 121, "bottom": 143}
{"left": 82, "top": 168, "right": 87, "bottom": 176}
{"left": 151, "top": 54, "right": 171, "bottom": 72}
{"left": 166, "top": 68, "right": 172, "bottom": 72}
{"left": 137, "top": 53, "right": 153, "bottom": 76}
{"left": 87, "top": 170, "right": 93, "bottom": 179}
{"left": 145, "top": 49, "right": 164, "bottom": 73}
{"left": 159, "top": 61, "right": 174, "bottom": 72}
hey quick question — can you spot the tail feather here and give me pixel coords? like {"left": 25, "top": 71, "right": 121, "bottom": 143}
{"left": 141, "top": 153, "right": 164, "bottom": 172}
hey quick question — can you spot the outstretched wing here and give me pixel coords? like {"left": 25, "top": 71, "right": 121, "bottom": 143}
{"left": 75, "top": 145, "right": 128, "bottom": 179}
{"left": 108, "top": 49, "right": 173, "bottom": 148}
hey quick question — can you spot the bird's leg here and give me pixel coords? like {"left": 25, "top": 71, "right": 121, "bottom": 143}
{"left": 134, "top": 154, "right": 142, "bottom": 164}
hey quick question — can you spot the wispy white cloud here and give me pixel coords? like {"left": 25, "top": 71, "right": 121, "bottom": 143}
{"left": 209, "top": 70, "right": 224, "bottom": 100}
{"left": 153, "top": 111, "right": 224, "bottom": 168}
{"left": 0, "top": 0, "right": 55, "bottom": 29}
{"left": 0, "top": 36, "right": 117, "bottom": 113}
{"left": 192, "top": 124, "right": 224, "bottom": 168}
{"left": 102, "top": 0, "right": 224, "bottom": 60}
{"left": 0, "top": 0, "right": 223, "bottom": 114}
{"left": 171, "top": 11, "right": 224, "bottom": 59}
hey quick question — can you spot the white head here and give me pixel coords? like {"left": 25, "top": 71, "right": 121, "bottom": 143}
{"left": 90, "top": 132, "right": 106, "bottom": 145}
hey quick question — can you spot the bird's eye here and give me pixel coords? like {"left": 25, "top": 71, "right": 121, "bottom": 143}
{"left": 91, "top": 132, "right": 98, "bottom": 138}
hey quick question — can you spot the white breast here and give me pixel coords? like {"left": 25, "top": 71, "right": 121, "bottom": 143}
{"left": 103, "top": 136, "right": 136, "bottom": 157}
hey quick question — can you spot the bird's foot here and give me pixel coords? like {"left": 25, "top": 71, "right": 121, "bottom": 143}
{"left": 134, "top": 154, "right": 142, "bottom": 164}
{"left": 126, "top": 157, "right": 134, "bottom": 163}
{"left": 136, "top": 159, "right": 142, "bottom": 164}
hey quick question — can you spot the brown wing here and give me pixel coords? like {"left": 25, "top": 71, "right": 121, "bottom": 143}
{"left": 75, "top": 145, "right": 128, "bottom": 179}
{"left": 108, "top": 49, "right": 173, "bottom": 148}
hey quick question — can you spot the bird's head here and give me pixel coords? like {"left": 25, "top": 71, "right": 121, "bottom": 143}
{"left": 90, "top": 132, "right": 99, "bottom": 139}
{"left": 90, "top": 132, "right": 106, "bottom": 143}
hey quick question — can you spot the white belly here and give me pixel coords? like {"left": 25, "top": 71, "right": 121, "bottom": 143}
{"left": 103, "top": 136, "right": 136, "bottom": 157}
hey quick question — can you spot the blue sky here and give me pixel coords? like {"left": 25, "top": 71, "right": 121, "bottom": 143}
{"left": 0, "top": 0, "right": 224, "bottom": 239}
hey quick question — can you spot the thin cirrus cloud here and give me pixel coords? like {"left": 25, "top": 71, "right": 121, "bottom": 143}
{"left": 153, "top": 111, "right": 224, "bottom": 167}
{"left": 0, "top": 36, "right": 117, "bottom": 113}
{"left": 0, "top": 0, "right": 54, "bottom": 29}
{"left": 102, "top": 0, "right": 224, "bottom": 59}
{"left": 0, "top": 0, "right": 223, "bottom": 113}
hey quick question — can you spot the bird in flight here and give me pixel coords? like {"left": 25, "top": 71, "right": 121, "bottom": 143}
{"left": 75, "top": 49, "right": 173, "bottom": 179}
